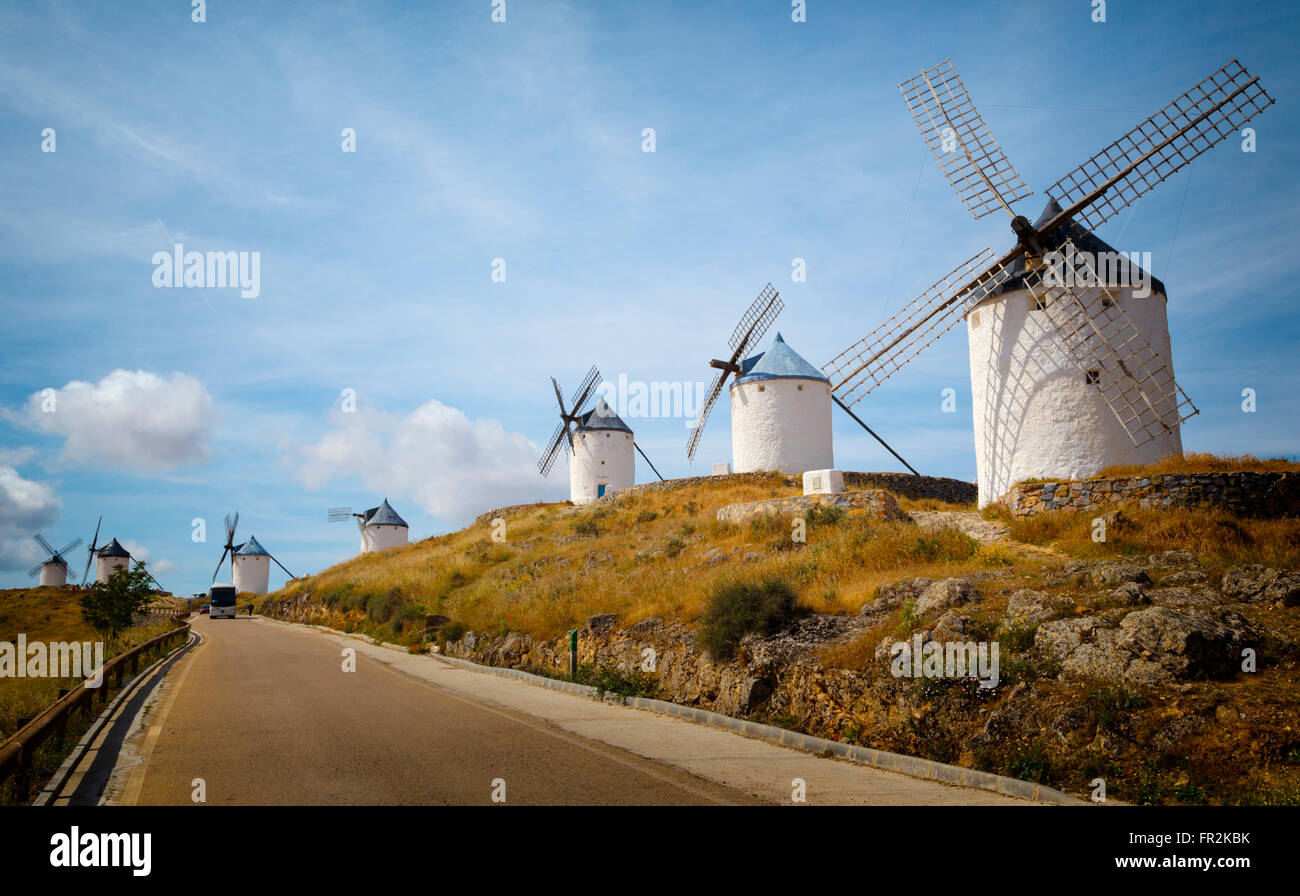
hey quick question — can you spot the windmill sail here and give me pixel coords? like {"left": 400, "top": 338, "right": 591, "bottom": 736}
{"left": 1023, "top": 239, "right": 1199, "bottom": 447}
{"left": 538, "top": 365, "right": 603, "bottom": 477}
{"left": 899, "top": 58, "right": 1032, "bottom": 219}
{"left": 1044, "top": 59, "right": 1273, "bottom": 233}
{"left": 823, "top": 250, "right": 1012, "bottom": 407}
{"left": 685, "top": 284, "right": 783, "bottom": 461}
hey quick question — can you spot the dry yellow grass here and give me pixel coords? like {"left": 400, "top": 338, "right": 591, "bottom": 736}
{"left": 987, "top": 504, "right": 1300, "bottom": 569}
{"left": 270, "top": 475, "right": 1012, "bottom": 643}
{"left": 1096, "top": 452, "right": 1300, "bottom": 477}
{"left": 0, "top": 587, "right": 177, "bottom": 740}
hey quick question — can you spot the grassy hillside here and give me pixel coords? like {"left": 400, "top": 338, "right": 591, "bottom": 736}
{"left": 266, "top": 474, "right": 1020, "bottom": 644}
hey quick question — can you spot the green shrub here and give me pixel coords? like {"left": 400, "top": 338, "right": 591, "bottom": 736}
{"left": 366, "top": 588, "right": 405, "bottom": 624}
{"left": 635, "top": 510, "right": 658, "bottom": 524}
{"left": 572, "top": 517, "right": 600, "bottom": 537}
{"left": 664, "top": 536, "right": 685, "bottom": 558}
{"left": 698, "top": 578, "right": 805, "bottom": 659}
{"left": 805, "top": 504, "right": 845, "bottom": 528}
{"left": 390, "top": 604, "right": 428, "bottom": 636}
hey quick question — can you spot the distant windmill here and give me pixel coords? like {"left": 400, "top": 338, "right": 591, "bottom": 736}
{"left": 29, "top": 533, "right": 83, "bottom": 588}
{"left": 232, "top": 535, "right": 295, "bottom": 594}
{"left": 537, "top": 365, "right": 663, "bottom": 505}
{"left": 823, "top": 58, "right": 1274, "bottom": 505}
{"left": 329, "top": 499, "right": 410, "bottom": 554}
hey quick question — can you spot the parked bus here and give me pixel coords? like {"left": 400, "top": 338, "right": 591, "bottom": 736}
{"left": 208, "top": 583, "right": 238, "bottom": 619}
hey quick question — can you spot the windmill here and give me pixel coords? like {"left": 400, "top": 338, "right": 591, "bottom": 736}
{"left": 823, "top": 58, "right": 1273, "bottom": 504}
{"left": 684, "top": 284, "right": 916, "bottom": 474}
{"left": 232, "top": 535, "right": 295, "bottom": 594}
{"left": 79, "top": 516, "right": 104, "bottom": 587}
{"left": 328, "top": 500, "right": 410, "bottom": 553}
{"left": 538, "top": 365, "right": 664, "bottom": 504}
{"left": 29, "top": 533, "right": 83, "bottom": 588}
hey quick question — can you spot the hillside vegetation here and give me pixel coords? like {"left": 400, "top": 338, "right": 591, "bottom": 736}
{"left": 267, "top": 474, "right": 1013, "bottom": 644}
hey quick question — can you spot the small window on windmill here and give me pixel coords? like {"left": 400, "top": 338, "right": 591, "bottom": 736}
{"left": 757, "top": 385, "right": 766, "bottom": 392}
{"left": 797, "top": 384, "right": 804, "bottom": 391}
{"left": 1029, "top": 295, "right": 1047, "bottom": 313}
{"left": 1085, "top": 369, "right": 1101, "bottom": 385}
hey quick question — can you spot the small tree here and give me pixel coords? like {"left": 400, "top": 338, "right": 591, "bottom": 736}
{"left": 81, "top": 561, "right": 154, "bottom": 642}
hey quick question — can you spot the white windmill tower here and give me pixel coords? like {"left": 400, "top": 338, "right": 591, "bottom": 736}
{"left": 232, "top": 535, "right": 295, "bottom": 594}
{"left": 824, "top": 58, "right": 1274, "bottom": 506}
{"left": 28, "top": 533, "right": 83, "bottom": 588}
{"left": 95, "top": 538, "right": 131, "bottom": 583}
{"left": 729, "top": 333, "right": 834, "bottom": 475}
{"left": 211, "top": 514, "right": 296, "bottom": 592}
{"left": 329, "top": 500, "right": 409, "bottom": 554}
{"left": 538, "top": 365, "right": 664, "bottom": 506}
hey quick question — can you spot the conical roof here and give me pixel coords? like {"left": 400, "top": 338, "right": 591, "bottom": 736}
{"left": 234, "top": 535, "right": 270, "bottom": 557}
{"left": 988, "top": 198, "right": 1166, "bottom": 299}
{"left": 363, "top": 498, "right": 408, "bottom": 528}
{"left": 98, "top": 538, "right": 130, "bottom": 558}
{"left": 575, "top": 397, "right": 633, "bottom": 434}
{"left": 736, "top": 333, "right": 829, "bottom": 384}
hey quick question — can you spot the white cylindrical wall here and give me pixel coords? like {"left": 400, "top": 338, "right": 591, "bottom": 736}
{"left": 96, "top": 556, "right": 128, "bottom": 584}
{"left": 233, "top": 555, "right": 271, "bottom": 594}
{"left": 966, "top": 285, "right": 1183, "bottom": 507}
{"left": 361, "top": 524, "right": 408, "bottom": 554}
{"left": 730, "top": 378, "right": 834, "bottom": 475}
{"left": 39, "top": 562, "right": 68, "bottom": 588}
{"left": 569, "top": 430, "right": 635, "bottom": 505}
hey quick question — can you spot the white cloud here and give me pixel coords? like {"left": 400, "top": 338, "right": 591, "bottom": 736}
{"left": 121, "top": 539, "right": 150, "bottom": 562}
{"left": 292, "top": 398, "right": 560, "bottom": 524}
{"left": 8, "top": 370, "right": 216, "bottom": 471}
{"left": 0, "top": 464, "right": 62, "bottom": 571}
{"left": 152, "top": 559, "right": 178, "bottom": 575}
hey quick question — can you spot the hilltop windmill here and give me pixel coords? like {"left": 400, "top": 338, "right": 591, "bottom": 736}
{"left": 685, "top": 284, "right": 914, "bottom": 475}
{"left": 328, "top": 500, "right": 410, "bottom": 554}
{"left": 28, "top": 533, "right": 83, "bottom": 588}
{"left": 823, "top": 58, "right": 1273, "bottom": 505}
{"left": 210, "top": 512, "right": 295, "bottom": 591}
{"left": 537, "top": 365, "right": 664, "bottom": 505}
{"left": 78, "top": 516, "right": 104, "bottom": 587}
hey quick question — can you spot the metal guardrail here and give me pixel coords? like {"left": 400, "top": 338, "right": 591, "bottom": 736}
{"left": 0, "top": 620, "right": 191, "bottom": 802}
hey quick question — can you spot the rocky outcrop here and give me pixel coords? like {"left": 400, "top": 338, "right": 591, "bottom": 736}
{"left": 1005, "top": 471, "right": 1299, "bottom": 518}
{"left": 1220, "top": 566, "right": 1300, "bottom": 606}
{"left": 716, "top": 489, "right": 909, "bottom": 525}
{"left": 1035, "top": 606, "right": 1259, "bottom": 685}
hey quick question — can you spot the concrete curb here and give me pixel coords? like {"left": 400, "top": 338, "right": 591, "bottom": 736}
{"left": 268, "top": 617, "right": 1084, "bottom": 806}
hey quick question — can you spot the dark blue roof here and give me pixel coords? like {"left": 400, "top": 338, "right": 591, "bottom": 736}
{"left": 988, "top": 199, "right": 1166, "bottom": 299}
{"left": 234, "top": 535, "right": 270, "bottom": 557}
{"left": 575, "top": 398, "right": 633, "bottom": 434}
{"left": 736, "top": 333, "right": 829, "bottom": 384}
{"left": 98, "top": 538, "right": 130, "bottom": 558}
{"left": 363, "top": 499, "right": 408, "bottom": 528}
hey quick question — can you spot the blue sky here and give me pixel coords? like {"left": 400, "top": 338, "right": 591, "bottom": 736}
{"left": 1, "top": 0, "right": 1297, "bottom": 596}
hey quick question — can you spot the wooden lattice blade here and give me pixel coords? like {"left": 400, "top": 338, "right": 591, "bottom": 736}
{"left": 824, "top": 250, "right": 1012, "bottom": 408}
{"left": 1024, "top": 239, "right": 1198, "bottom": 447}
{"left": 1045, "top": 59, "right": 1273, "bottom": 234}
{"left": 899, "top": 59, "right": 1032, "bottom": 220}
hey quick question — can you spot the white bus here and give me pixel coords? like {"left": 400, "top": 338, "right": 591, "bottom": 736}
{"left": 208, "top": 583, "right": 238, "bottom": 619}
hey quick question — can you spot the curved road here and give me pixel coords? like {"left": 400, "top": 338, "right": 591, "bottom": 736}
{"left": 70, "top": 616, "right": 1028, "bottom": 807}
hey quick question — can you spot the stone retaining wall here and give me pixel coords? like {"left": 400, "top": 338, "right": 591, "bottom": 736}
{"left": 1005, "top": 471, "right": 1299, "bottom": 518}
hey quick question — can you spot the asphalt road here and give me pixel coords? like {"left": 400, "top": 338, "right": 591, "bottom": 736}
{"left": 119, "top": 616, "right": 766, "bottom": 805}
